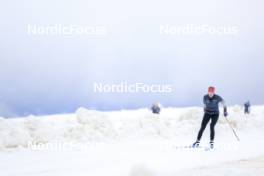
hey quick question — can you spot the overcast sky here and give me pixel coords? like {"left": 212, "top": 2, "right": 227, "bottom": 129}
{"left": 0, "top": 0, "right": 264, "bottom": 117}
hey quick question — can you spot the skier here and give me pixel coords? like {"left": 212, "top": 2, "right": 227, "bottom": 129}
{"left": 244, "top": 101, "right": 250, "bottom": 114}
{"left": 151, "top": 102, "right": 161, "bottom": 114}
{"left": 192, "top": 86, "right": 228, "bottom": 149}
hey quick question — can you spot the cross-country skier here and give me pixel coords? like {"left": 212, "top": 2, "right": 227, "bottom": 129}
{"left": 192, "top": 86, "right": 228, "bottom": 149}
{"left": 244, "top": 101, "right": 250, "bottom": 114}
{"left": 151, "top": 102, "right": 161, "bottom": 114}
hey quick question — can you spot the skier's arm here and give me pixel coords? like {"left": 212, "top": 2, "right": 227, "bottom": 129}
{"left": 203, "top": 96, "right": 206, "bottom": 111}
{"left": 220, "top": 98, "right": 228, "bottom": 116}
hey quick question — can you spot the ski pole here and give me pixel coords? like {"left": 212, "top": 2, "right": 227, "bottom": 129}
{"left": 224, "top": 116, "right": 240, "bottom": 141}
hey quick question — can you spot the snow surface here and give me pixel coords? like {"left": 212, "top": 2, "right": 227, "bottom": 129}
{"left": 0, "top": 105, "right": 264, "bottom": 176}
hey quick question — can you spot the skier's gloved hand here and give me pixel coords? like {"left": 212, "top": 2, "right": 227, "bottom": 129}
{"left": 224, "top": 107, "right": 228, "bottom": 117}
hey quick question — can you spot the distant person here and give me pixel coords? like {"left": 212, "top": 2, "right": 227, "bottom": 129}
{"left": 192, "top": 86, "right": 228, "bottom": 149}
{"left": 244, "top": 101, "right": 251, "bottom": 114}
{"left": 151, "top": 102, "right": 161, "bottom": 114}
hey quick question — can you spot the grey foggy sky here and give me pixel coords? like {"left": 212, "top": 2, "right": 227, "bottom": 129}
{"left": 0, "top": 0, "right": 264, "bottom": 117}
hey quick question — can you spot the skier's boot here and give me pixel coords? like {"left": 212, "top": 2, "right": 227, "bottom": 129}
{"left": 192, "top": 140, "right": 200, "bottom": 148}
{"left": 210, "top": 141, "right": 214, "bottom": 149}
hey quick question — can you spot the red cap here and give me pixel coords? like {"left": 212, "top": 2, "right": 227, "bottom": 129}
{"left": 208, "top": 86, "right": 215, "bottom": 93}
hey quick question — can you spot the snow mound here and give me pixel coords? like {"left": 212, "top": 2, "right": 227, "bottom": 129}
{"left": 64, "top": 107, "right": 117, "bottom": 141}
{"left": 0, "top": 105, "right": 263, "bottom": 149}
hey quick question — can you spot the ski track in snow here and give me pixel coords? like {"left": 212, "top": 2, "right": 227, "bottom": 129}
{"left": 0, "top": 105, "right": 264, "bottom": 176}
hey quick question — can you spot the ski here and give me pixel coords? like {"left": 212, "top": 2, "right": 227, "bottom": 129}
{"left": 173, "top": 145, "right": 212, "bottom": 151}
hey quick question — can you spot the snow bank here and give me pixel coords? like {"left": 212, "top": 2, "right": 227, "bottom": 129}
{"left": 0, "top": 105, "right": 263, "bottom": 149}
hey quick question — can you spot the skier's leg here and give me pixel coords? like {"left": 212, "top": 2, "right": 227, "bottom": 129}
{"left": 210, "top": 114, "right": 219, "bottom": 142}
{"left": 193, "top": 114, "right": 210, "bottom": 147}
{"left": 197, "top": 114, "right": 210, "bottom": 141}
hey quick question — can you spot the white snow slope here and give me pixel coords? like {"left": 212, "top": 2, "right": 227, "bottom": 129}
{"left": 0, "top": 105, "right": 264, "bottom": 176}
